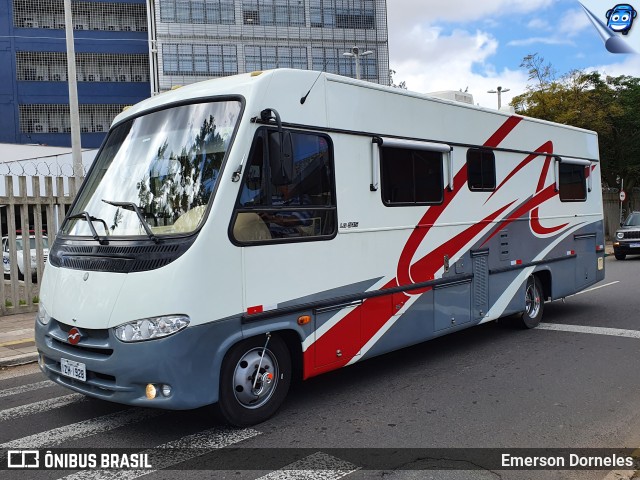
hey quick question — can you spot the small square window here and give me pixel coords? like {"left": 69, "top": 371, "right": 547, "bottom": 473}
{"left": 381, "top": 147, "right": 443, "bottom": 206}
{"left": 559, "top": 163, "right": 587, "bottom": 202}
{"left": 467, "top": 148, "right": 496, "bottom": 191}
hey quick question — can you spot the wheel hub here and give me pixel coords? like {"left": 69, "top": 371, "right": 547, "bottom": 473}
{"left": 525, "top": 283, "right": 541, "bottom": 318}
{"left": 232, "top": 348, "right": 279, "bottom": 409}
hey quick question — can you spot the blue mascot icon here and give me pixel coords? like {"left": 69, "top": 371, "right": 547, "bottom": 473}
{"left": 606, "top": 4, "right": 637, "bottom": 35}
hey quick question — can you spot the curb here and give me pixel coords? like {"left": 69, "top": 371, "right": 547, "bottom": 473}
{"left": 0, "top": 352, "right": 38, "bottom": 367}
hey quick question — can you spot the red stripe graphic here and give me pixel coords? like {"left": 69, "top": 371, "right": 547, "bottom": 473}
{"left": 303, "top": 116, "right": 525, "bottom": 379}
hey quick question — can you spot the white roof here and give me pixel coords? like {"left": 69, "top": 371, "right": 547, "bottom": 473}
{"left": 0, "top": 143, "right": 78, "bottom": 163}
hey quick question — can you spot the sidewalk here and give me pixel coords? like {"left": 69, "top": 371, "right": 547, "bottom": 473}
{"left": 0, "top": 311, "right": 38, "bottom": 367}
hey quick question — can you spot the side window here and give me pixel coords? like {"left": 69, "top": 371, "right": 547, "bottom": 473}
{"left": 380, "top": 147, "right": 443, "bottom": 205}
{"left": 559, "top": 163, "right": 587, "bottom": 202}
{"left": 467, "top": 148, "right": 496, "bottom": 191}
{"left": 231, "top": 128, "right": 337, "bottom": 244}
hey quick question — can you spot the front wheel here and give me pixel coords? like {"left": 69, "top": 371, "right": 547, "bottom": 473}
{"left": 519, "top": 275, "right": 544, "bottom": 329}
{"left": 614, "top": 253, "right": 626, "bottom": 260}
{"left": 218, "top": 335, "right": 291, "bottom": 427}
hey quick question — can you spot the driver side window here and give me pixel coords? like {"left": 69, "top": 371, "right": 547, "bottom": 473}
{"left": 231, "top": 128, "right": 337, "bottom": 244}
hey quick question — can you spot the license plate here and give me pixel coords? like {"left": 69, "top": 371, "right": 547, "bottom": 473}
{"left": 630, "top": 243, "right": 640, "bottom": 248}
{"left": 60, "top": 358, "right": 86, "bottom": 382}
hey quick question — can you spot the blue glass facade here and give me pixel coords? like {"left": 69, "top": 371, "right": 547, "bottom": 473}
{"left": 0, "top": 0, "right": 151, "bottom": 148}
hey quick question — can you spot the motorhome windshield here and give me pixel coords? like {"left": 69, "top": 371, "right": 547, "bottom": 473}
{"left": 63, "top": 100, "right": 242, "bottom": 238}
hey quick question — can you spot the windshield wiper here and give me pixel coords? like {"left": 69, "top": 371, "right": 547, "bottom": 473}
{"left": 102, "top": 199, "right": 159, "bottom": 243}
{"left": 65, "top": 211, "right": 109, "bottom": 245}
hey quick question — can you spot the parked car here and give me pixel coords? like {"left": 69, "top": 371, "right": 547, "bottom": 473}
{"left": 613, "top": 211, "right": 640, "bottom": 260}
{"left": 2, "top": 235, "right": 49, "bottom": 280}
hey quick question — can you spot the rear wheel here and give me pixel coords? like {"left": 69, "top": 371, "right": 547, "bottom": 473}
{"left": 519, "top": 275, "right": 544, "bottom": 329}
{"left": 218, "top": 335, "right": 291, "bottom": 427}
{"left": 614, "top": 253, "right": 626, "bottom": 260}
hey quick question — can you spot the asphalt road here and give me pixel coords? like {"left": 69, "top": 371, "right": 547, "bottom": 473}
{"left": 2, "top": 255, "right": 640, "bottom": 480}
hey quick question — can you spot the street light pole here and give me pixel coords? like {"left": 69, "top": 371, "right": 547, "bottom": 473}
{"left": 487, "top": 86, "right": 510, "bottom": 109}
{"left": 343, "top": 46, "right": 374, "bottom": 80}
{"left": 63, "top": 0, "right": 83, "bottom": 179}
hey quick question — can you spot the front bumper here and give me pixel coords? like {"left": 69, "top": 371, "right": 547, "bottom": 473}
{"left": 613, "top": 241, "right": 640, "bottom": 256}
{"left": 35, "top": 316, "right": 242, "bottom": 409}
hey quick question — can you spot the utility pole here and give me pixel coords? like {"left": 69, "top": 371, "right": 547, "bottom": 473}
{"left": 488, "top": 86, "right": 510, "bottom": 109}
{"left": 64, "top": 0, "right": 83, "bottom": 179}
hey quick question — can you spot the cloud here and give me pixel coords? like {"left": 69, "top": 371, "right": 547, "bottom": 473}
{"left": 588, "top": 55, "right": 640, "bottom": 77}
{"left": 388, "top": 0, "right": 555, "bottom": 29}
{"left": 507, "top": 37, "right": 575, "bottom": 47}
{"left": 526, "top": 18, "right": 552, "bottom": 31}
{"left": 389, "top": 26, "right": 528, "bottom": 108}
{"left": 563, "top": 7, "right": 592, "bottom": 38}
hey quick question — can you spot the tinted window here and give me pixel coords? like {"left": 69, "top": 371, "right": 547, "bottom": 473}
{"left": 232, "top": 128, "right": 337, "bottom": 243}
{"left": 467, "top": 148, "right": 496, "bottom": 191}
{"left": 559, "top": 163, "right": 587, "bottom": 202}
{"left": 381, "top": 147, "right": 443, "bottom": 205}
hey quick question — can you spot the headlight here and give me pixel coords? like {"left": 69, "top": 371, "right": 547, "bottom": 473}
{"left": 114, "top": 315, "right": 190, "bottom": 342}
{"left": 37, "top": 303, "right": 51, "bottom": 325}
{"left": 616, "top": 232, "right": 624, "bottom": 240}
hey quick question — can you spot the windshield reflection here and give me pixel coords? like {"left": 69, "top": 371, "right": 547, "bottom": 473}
{"left": 64, "top": 100, "right": 242, "bottom": 237}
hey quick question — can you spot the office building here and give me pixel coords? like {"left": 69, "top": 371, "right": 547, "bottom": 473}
{"left": 0, "top": 0, "right": 151, "bottom": 148}
{"left": 0, "top": 0, "right": 389, "bottom": 147}
{"left": 148, "top": 0, "right": 389, "bottom": 93}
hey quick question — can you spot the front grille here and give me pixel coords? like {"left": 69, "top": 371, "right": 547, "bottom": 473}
{"left": 49, "top": 239, "right": 193, "bottom": 273}
{"left": 52, "top": 338, "right": 113, "bottom": 357}
{"left": 60, "top": 256, "right": 130, "bottom": 272}
{"left": 41, "top": 355, "right": 118, "bottom": 395}
{"left": 48, "top": 320, "right": 113, "bottom": 359}
{"left": 622, "top": 231, "right": 640, "bottom": 240}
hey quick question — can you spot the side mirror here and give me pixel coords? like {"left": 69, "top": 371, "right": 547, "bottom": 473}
{"left": 269, "top": 130, "right": 293, "bottom": 186}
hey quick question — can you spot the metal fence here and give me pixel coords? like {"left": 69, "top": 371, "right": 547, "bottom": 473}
{"left": 1, "top": 175, "right": 81, "bottom": 316}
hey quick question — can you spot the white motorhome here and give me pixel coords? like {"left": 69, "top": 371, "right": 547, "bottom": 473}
{"left": 35, "top": 69, "right": 605, "bottom": 426}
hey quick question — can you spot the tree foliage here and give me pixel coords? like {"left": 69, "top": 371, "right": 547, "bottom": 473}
{"left": 389, "top": 69, "right": 407, "bottom": 89}
{"left": 511, "top": 53, "right": 640, "bottom": 188}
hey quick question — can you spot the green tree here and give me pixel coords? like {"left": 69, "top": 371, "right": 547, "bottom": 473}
{"left": 511, "top": 53, "right": 639, "bottom": 188}
{"left": 389, "top": 69, "right": 407, "bottom": 89}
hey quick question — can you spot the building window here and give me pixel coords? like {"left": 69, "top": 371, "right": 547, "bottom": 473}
{"left": 232, "top": 128, "right": 337, "bottom": 243}
{"left": 558, "top": 163, "right": 587, "bottom": 202}
{"left": 162, "top": 44, "right": 238, "bottom": 76}
{"left": 16, "top": 52, "right": 149, "bottom": 83}
{"left": 242, "top": 1, "right": 305, "bottom": 26}
{"left": 381, "top": 146, "right": 444, "bottom": 206}
{"left": 13, "top": 0, "right": 147, "bottom": 32}
{"left": 19, "top": 104, "right": 127, "bottom": 134}
{"left": 310, "top": 0, "right": 375, "bottom": 29}
{"left": 467, "top": 148, "right": 496, "bottom": 191}
{"left": 245, "top": 46, "right": 307, "bottom": 71}
{"left": 160, "top": 0, "right": 235, "bottom": 24}
{"left": 312, "top": 47, "right": 377, "bottom": 80}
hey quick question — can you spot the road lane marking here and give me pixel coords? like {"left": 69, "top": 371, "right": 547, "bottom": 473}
{"left": 538, "top": 323, "right": 640, "bottom": 339}
{"left": 568, "top": 281, "right": 620, "bottom": 297}
{"left": 0, "top": 380, "right": 54, "bottom": 398}
{"left": 257, "top": 452, "right": 360, "bottom": 480}
{"left": 0, "top": 364, "right": 42, "bottom": 380}
{"left": 0, "top": 393, "right": 85, "bottom": 422}
{"left": 0, "top": 408, "right": 163, "bottom": 449}
{"left": 60, "top": 427, "right": 262, "bottom": 480}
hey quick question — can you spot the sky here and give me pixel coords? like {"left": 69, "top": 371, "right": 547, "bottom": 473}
{"left": 386, "top": 0, "right": 640, "bottom": 108}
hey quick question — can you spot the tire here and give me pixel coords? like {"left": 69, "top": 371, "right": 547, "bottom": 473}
{"left": 614, "top": 253, "right": 626, "bottom": 260}
{"left": 519, "top": 275, "right": 544, "bottom": 329}
{"left": 218, "top": 334, "right": 291, "bottom": 427}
